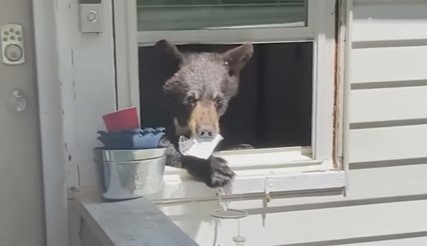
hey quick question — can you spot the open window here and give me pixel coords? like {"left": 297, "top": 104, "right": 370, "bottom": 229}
{"left": 113, "top": 0, "right": 346, "bottom": 202}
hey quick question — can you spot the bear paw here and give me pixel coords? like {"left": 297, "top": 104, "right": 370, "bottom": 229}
{"left": 208, "top": 156, "right": 236, "bottom": 188}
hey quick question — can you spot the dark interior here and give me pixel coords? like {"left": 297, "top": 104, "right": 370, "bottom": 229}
{"left": 138, "top": 42, "right": 313, "bottom": 148}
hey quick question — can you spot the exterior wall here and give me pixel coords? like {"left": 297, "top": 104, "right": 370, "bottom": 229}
{"left": 78, "top": 0, "right": 427, "bottom": 245}
{"left": 152, "top": 1, "right": 427, "bottom": 245}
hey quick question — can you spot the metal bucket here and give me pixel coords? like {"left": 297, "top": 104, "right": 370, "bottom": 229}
{"left": 94, "top": 148, "right": 167, "bottom": 200}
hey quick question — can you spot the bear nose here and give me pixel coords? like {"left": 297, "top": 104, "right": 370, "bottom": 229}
{"left": 196, "top": 124, "right": 217, "bottom": 139}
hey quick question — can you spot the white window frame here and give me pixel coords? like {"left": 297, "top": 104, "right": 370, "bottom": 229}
{"left": 115, "top": 0, "right": 347, "bottom": 201}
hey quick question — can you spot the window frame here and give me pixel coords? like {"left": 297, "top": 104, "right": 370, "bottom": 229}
{"left": 137, "top": 0, "right": 313, "bottom": 46}
{"left": 113, "top": 0, "right": 348, "bottom": 201}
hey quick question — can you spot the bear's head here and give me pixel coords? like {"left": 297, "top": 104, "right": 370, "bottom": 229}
{"left": 157, "top": 40, "right": 254, "bottom": 139}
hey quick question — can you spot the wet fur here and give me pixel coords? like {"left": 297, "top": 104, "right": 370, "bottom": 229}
{"left": 156, "top": 40, "right": 254, "bottom": 188}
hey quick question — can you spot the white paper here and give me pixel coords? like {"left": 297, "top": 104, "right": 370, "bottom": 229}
{"left": 178, "top": 134, "right": 223, "bottom": 159}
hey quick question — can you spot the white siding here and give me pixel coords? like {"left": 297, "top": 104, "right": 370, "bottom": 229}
{"left": 337, "top": 0, "right": 427, "bottom": 245}
{"left": 349, "top": 125, "right": 427, "bottom": 163}
{"left": 351, "top": 46, "right": 427, "bottom": 84}
{"left": 349, "top": 0, "right": 427, "bottom": 163}
{"left": 352, "top": 1, "right": 427, "bottom": 42}
{"left": 350, "top": 86, "right": 427, "bottom": 123}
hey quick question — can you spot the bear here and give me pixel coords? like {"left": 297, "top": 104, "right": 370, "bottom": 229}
{"left": 156, "top": 39, "right": 254, "bottom": 188}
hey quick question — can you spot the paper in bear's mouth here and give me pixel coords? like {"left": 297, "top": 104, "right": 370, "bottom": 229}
{"left": 178, "top": 134, "right": 223, "bottom": 159}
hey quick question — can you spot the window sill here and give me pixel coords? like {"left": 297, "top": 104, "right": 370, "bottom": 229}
{"left": 164, "top": 146, "right": 314, "bottom": 176}
{"left": 150, "top": 146, "right": 345, "bottom": 203}
{"left": 148, "top": 163, "right": 345, "bottom": 204}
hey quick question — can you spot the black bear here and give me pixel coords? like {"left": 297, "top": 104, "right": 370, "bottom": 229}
{"left": 156, "top": 40, "right": 254, "bottom": 188}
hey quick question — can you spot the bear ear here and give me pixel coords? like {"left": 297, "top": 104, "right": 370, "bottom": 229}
{"left": 156, "top": 39, "right": 184, "bottom": 62}
{"left": 222, "top": 43, "right": 254, "bottom": 76}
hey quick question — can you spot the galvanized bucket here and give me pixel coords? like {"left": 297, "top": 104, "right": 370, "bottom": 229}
{"left": 93, "top": 147, "right": 167, "bottom": 200}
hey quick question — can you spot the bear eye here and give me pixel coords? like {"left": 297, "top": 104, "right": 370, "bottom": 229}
{"left": 185, "top": 95, "right": 197, "bottom": 105}
{"left": 215, "top": 97, "right": 223, "bottom": 107}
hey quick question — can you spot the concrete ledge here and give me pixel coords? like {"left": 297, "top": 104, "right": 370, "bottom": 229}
{"left": 74, "top": 189, "right": 198, "bottom": 246}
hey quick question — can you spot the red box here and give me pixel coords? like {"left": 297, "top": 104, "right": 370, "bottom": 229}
{"left": 102, "top": 107, "right": 139, "bottom": 132}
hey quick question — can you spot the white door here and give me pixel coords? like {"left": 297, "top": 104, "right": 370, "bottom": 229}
{"left": 0, "top": 0, "right": 45, "bottom": 245}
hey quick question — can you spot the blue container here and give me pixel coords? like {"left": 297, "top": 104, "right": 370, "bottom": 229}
{"left": 97, "top": 127, "right": 166, "bottom": 150}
